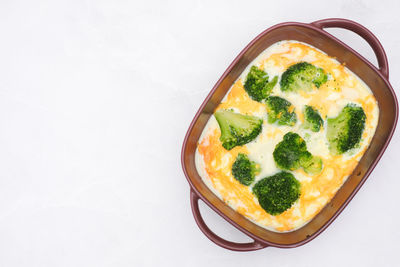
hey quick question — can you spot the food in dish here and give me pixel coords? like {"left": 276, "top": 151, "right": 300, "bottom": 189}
{"left": 195, "top": 40, "right": 379, "bottom": 232}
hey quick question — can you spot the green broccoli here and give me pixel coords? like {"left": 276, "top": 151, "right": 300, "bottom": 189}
{"left": 252, "top": 171, "right": 301, "bottom": 215}
{"left": 280, "top": 62, "right": 328, "bottom": 92}
{"left": 299, "top": 153, "right": 323, "bottom": 175}
{"left": 214, "top": 109, "right": 263, "bottom": 150}
{"left": 327, "top": 103, "right": 366, "bottom": 155}
{"left": 265, "top": 96, "right": 297, "bottom": 126}
{"left": 273, "top": 132, "right": 323, "bottom": 175}
{"left": 303, "top": 105, "right": 324, "bottom": 132}
{"left": 231, "top": 153, "right": 260, "bottom": 186}
{"left": 244, "top": 66, "right": 278, "bottom": 102}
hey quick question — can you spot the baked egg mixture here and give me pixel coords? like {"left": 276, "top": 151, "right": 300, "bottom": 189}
{"left": 195, "top": 40, "right": 379, "bottom": 232}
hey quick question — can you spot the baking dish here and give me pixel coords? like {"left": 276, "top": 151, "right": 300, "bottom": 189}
{"left": 181, "top": 18, "right": 398, "bottom": 251}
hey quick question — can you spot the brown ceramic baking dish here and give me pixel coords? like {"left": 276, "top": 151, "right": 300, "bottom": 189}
{"left": 181, "top": 18, "right": 398, "bottom": 251}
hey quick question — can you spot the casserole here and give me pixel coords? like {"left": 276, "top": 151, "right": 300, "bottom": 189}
{"left": 181, "top": 18, "right": 398, "bottom": 251}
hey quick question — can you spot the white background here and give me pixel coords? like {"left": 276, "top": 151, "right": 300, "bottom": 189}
{"left": 0, "top": 0, "right": 399, "bottom": 266}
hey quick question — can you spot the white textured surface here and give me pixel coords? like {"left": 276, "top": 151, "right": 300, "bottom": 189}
{"left": 0, "top": 0, "right": 399, "bottom": 266}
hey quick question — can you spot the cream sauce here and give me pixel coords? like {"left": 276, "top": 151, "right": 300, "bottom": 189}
{"left": 195, "top": 40, "right": 379, "bottom": 232}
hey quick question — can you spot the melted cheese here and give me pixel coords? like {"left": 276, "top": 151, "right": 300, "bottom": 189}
{"left": 195, "top": 40, "right": 379, "bottom": 232}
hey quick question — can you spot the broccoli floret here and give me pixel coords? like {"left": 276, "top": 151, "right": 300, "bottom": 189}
{"left": 273, "top": 132, "right": 323, "bottom": 175}
{"left": 252, "top": 171, "right": 301, "bottom": 215}
{"left": 300, "top": 153, "right": 323, "bottom": 175}
{"left": 280, "top": 62, "right": 328, "bottom": 92}
{"left": 244, "top": 66, "right": 278, "bottom": 102}
{"left": 214, "top": 109, "right": 263, "bottom": 150}
{"left": 273, "top": 132, "right": 308, "bottom": 171}
{"left": 232, "top": 153, "right": 260, "bottom": 186}
{"left": 327, "top": 104, "right": 366, "bottom": 155}
{"left": 265, "top": 96, "right": 297, "bottom": 126}
{"left": 303, "top": 105, "right": 324, "bottom": 132}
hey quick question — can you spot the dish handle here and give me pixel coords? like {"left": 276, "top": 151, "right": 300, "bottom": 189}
{"left": 311, "top": 18, "right": 389, "bottom": 79}
{"left": 190, "top": 189, "right": 267, "bottom": 251}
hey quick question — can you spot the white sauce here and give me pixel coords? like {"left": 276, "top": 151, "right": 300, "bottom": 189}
{"left": 195, "top": 40, "right": 379, "bottom": 232}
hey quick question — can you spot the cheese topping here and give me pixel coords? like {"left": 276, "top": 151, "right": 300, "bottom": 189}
{"left": 195, "top": 40, "right": 379, "bottom": 232}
